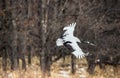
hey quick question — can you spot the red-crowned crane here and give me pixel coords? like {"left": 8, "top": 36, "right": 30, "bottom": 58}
{"left": 56, "top": 22, "right": 86, "bottom": 59}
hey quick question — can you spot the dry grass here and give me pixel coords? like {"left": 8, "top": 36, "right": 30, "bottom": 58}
{"left": 0, "top": 56, "right": 120, "bottom": 78}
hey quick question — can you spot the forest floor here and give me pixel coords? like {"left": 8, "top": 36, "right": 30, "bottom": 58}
{"left": 0, "top": 56, "right": 120, "bottom": 78}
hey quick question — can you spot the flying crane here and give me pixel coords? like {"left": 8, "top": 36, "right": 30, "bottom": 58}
{"left": 56, "top": 22, "right": 86, "bottom": 58}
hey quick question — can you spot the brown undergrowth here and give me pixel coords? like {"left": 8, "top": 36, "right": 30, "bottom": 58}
{"left": 0, "top": 56, "right": 119, "bottom": 78}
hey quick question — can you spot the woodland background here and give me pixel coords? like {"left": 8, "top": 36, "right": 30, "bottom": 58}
{"left": 0, "top": 0, "right": 120, "bottom": 78}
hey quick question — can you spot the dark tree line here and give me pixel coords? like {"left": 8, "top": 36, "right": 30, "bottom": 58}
{"left": 0, "top": 0, "right": 120, "bottom": 77}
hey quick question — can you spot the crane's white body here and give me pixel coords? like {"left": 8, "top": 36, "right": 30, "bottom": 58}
{"left": 56, "top": 22, "right": 85, "bottom": 59}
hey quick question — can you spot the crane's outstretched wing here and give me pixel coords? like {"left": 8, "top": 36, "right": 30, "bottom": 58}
{"left": 67, "top": 41, "right": 85, "bottom": 59}
{"left": 63, "top": 22, "right": 76, "bottom": 31}
{"left": 72, "top": 50, "right": 85, "bottom": 59}
{"left": 63, "top": 22, "right": 76, "bottom": 36}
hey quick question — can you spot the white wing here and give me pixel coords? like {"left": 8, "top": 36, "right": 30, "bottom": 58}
{"left": 63, "top": 22, "right": 76, "bottom": 36}
{"left": 72, "top": 50, "right": 85, "bottom": 59}
{"left": 63, "top": 22, "right": 76, "bottom": 31}
{"left": 67, "top": 41, "right": 85, "bottom": 59}
{"left": 62, "top": 22, "right": 81, "bottom": 43}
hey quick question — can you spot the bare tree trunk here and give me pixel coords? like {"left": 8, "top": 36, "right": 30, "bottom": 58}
{"left": 27, "top": 45, "right": 32, "bottom": 65}
{"left": 0, "top": 0, "right": 15, "bottom": 70}
{"left": 40, "top": 0, "right": 47, "bottom": 76}
{"left": 27, "top": 0, "right": 33, "bottom": 65}
{"left": 11, "top": 20, "right": 18, "bottom": 70}
{"left": 39, "top": 0, "right": 50, "bottom": 77}
{"left": 19, "top": 0, "right": 27, "bottom": 70}
{"left": 71, "top": 55, "right": 76, "bottom": 74}
{"left": 2, "top": 49, "right": 7, "bottom": 71}
{"left": 1, "top": 0, "right": 7, "bottom": 71}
